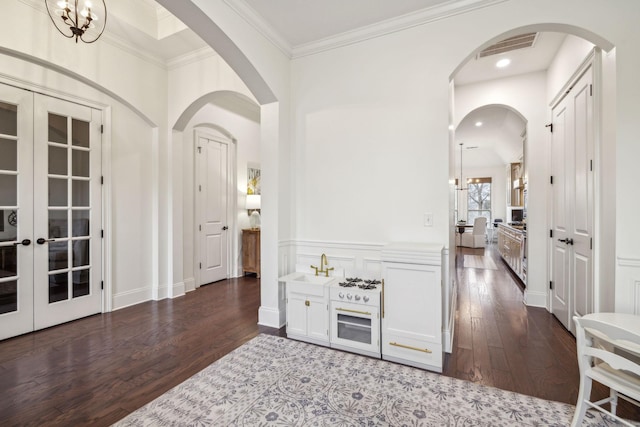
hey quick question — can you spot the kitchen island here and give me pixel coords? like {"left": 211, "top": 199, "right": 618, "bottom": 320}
{"left": 497, "top": 223, "right": 527, "bottom": 284}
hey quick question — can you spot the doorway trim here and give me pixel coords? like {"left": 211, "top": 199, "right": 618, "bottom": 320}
{"left": 193, "top": 127, "right": 237, "bottom": 288}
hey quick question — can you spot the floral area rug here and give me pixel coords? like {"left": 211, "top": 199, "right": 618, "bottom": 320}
{"left": 113, "top": 334, "right": 616, "bottom": 426}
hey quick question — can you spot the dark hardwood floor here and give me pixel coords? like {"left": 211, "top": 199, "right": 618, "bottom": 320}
{"left": 0, "top": 249, "right": 637, "bottom": 425}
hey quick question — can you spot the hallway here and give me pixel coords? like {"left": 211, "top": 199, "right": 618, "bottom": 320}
{"left": 445, "top": 243, "right": 638, "bottom": 421}
{"left": 444, "top": 244, "right": 579, "bottom": 403}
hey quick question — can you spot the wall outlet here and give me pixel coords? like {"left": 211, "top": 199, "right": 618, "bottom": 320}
{"left": 424, "top": 213, "right": 433, "bottom": 227}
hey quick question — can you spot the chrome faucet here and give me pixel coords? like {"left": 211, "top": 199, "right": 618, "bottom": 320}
{"left": 311, "top": 253, "right": 334, "bottom": 277}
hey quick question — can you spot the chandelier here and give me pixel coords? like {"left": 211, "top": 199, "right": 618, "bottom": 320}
{"left": 45, "top": 0, "right": 107, "bottom": 43}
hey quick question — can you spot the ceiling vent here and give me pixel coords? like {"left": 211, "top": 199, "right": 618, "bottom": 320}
{"left": 477, "top": 33, "right": 538, "bottom": 58}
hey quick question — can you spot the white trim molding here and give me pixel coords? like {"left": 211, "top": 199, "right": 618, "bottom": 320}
{"left": 225, "top": 0, "right": 508, "bottom": 59}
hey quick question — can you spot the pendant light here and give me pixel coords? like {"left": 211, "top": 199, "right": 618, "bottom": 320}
{"left": 45, "top": 0, "right": 107, "bottom": 44}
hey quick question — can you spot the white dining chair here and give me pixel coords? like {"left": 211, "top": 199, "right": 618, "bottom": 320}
{"left": 459, "top": 217, "right": 487, "bottom": 248}
{"left": 571, "top": 313, "right": 640, "bottom": 427}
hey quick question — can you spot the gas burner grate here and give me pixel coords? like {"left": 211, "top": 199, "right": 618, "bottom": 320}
{"left": 364, "top": 279, "right": 381, "bottom": 285}
{"left": 338, "top": 282, "right": 357, "bottom": 287}
{"left": 357, "top": 284, "right": 378, "bottom": 290}
{"left": 345, "top": 277, "right": 363, "bottom": 283}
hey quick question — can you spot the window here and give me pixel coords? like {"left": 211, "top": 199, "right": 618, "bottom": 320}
{"left": 467, "top": 177, "right": 491, "bottom": 223}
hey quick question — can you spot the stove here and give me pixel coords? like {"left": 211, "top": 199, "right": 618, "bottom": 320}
{"left": 332, "top": 277, "right": 382, "bottom": 305}
{"left": 330, "top": 277, "right": 381, "bottom": 358}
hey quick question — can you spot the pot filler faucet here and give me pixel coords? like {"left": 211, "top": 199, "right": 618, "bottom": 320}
{"left": 311, "top": 253, "right": 334, "bottom": 277}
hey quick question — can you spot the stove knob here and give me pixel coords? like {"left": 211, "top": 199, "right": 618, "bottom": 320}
{"left": 338, "top": 292, "right": 344, "bottom": 299}
{"left": 347, "top": 293, "right": 352, "bottom": 300}
{"left": 354, "top": 294, "right": 361, "bottom": 301}
{"left": 363, "top": 295, "right": 369, "bottom": 303}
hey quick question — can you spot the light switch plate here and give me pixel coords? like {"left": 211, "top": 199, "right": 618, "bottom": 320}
{"left": 424, "top": 213, "right": 433, "bottom": 227}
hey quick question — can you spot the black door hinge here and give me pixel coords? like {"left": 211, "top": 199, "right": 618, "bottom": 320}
{"left": 101, "top": 280, "right": 104, "bottom": 290}
{"left": 590, "top": 160, "right": 593, "bottom": 171}
{"left": 590, "top": 84, "right": 593, "bottom": 96}
{"left": 199, "top": 262, "right": 202, "bottom": 269}
{"left": 550, "top": 281, "right": 553, "bottom": 290}
{"left": 100, "top": 124, "right": 104, "bottom": 134}
{"left": 101, "top": 229, "right": 104, "bottom": 238}
{"left": 550, "top": 229, "right": 553, "bottom": 238}
{"left": 545, "top": 123, "right": 553, "bottom": 133}
{"left": 550, "top": 176, "right": 553, "bottom": 184}
{"left": 101, "top": 175, "right": 104, "bottom": 185}
{"left": 590, "top": 237, "right": 593, "bottom": 250}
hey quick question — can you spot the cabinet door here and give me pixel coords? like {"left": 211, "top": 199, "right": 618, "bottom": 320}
{"left": 286, "top": 293, "right": 307, "bottom": 337}
{"left": 382, "top": 263, "right": 441, "bottom": 342}
{"left": 382, "top": 262, "right": 442, "bottom": 370}
{"left": 306, "top": 296, "right": 329, "bottom": 341}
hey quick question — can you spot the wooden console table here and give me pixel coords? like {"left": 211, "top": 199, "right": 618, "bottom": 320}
{"left": 242, "top": 228, "right": 260, "bottom": 277}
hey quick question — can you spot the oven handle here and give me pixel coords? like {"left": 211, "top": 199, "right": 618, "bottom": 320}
{"left": 336, "top": 307, "right": 372, "bottom": 316}
{"left": 381, "top": 278, "right": 385, "bottom": 318}
{"left": 390, "top": 341, "right": 432, "bottom": 354}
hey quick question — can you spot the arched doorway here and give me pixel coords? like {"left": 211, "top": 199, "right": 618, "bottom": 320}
{"left": 450, "top": 26, "right": 617, "bottom": 330}
{"left": 172, "top": 91, "right": 261, "bottom": 292}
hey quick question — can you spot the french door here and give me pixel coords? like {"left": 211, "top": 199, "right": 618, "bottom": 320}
{"left": 0, "top": 84, "right": 102, "bottom": 340}
{"left": 550, "top": 65, "right": 594, "bottom": 334}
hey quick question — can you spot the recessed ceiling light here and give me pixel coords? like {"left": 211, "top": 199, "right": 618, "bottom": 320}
{"left": 496, "top": 58, "right": 511, "bottom": 68}
{"left": 475, "top": 121, "right": 483, "bottom": 127}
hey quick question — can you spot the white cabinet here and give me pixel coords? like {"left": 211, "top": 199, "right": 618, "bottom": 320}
{"left": 497, "top": 224, "right": 525, "bottom": 283}
{"left": 284, "top": 277, "right": 333, "bottom": 347}
{"left": 381, "top": 243, "right": 443, "bottom": 373}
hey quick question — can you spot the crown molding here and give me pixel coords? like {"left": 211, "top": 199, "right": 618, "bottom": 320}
{"left": 223, "top": 0, "right": 292, "bottom": 58}
{"left": 225, "top": 0, "right": 508, "bottom": 59}
{"left": 292, "top": 0, "right": 509, "bottom": 58}
{"left": 101, "top": 32, "right": 168, "bottom": 69}
{"left": 167, "top": 46, "right": 218, "bottom": 70}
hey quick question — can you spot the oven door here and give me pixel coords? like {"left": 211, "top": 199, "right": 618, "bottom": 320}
{"left": 330, "top": 300, "right": 380, "bottom": 357}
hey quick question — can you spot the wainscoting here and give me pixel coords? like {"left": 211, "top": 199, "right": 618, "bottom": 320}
{"left": 617, "top": 256, "right": 640, "bottom": 314}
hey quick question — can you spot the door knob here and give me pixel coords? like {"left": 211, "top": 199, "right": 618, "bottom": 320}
{"left": 13, "top": 239, "right": 31, "bottom": 246}
{"left": 37, "top": 238, "right": 55, "bottom": 245}
{"left": 558, "top": 238, "right": 574, "bottom": 245}
{"left": 222, "top": 226, "right": 228, "bottom": 231}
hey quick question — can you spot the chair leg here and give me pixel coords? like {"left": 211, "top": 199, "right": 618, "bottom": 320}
{"left": 609, "top": 389, "right": 618, "bottom": 416}
{"left": 571, "top": 376, "right": 592, "bottom": 427}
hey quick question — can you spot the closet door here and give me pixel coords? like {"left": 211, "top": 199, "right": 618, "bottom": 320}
{"left": 0, "top": 85, "right": 34, "bottom": 340}
{"left": 33, "top": 94, "right": 102, "bottom": 330}
{"left": 550, "top": 66, "right": 594, "bottom": 334}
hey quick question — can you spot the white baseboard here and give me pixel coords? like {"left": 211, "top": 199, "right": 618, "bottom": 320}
{"left": 113, "top": 286, "right": 153, "bottom": 311}
{"left": 184, "top": 277, "right": 196, "bottom": 293}
{"left": 171, "top": 281, "right": 185, "bottom": 298}
{"left": 258, "top": 305, "right": 285, "bottom": 328}
{"left": 524, "top": 289, "right": 547, "bottom": 308}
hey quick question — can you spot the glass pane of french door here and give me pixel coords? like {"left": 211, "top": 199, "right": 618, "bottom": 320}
{"left": 33, "top": 94, "right": 101, "bottom": 331}
{"left": 0, "top": 85, "right": 34, "bottom": 341}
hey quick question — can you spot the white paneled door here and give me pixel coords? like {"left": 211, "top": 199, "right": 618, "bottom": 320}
{"left": 197, "top": 134, "right": 229, "bottom": 285}
{"left": 0, "top": 84, "right": 102, "bottom": 340}
{"left": 550, "top": 66, "right": 594, "bottom": 334}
